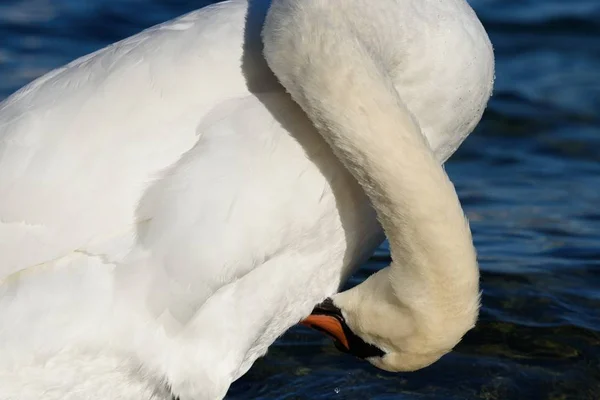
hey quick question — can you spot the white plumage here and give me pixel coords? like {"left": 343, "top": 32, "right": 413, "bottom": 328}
{"left": 0, "top": 0, "right": 494, "bottom": 399}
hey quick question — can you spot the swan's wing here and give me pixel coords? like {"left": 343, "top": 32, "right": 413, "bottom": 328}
{"left": 0, "top": 3, "right": 258, "bottom": 277}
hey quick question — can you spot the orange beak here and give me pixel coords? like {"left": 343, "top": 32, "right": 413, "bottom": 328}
{"left": 301, "top": 314, "right": 350, "bottom": 351}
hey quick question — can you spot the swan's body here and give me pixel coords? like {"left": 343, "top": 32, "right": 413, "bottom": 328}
{"left": 0, "top": 0, "right": 493, "bottom": 399}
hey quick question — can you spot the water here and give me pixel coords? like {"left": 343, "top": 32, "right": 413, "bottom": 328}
{"left": 1, "top": 0, "right": 598, "bottom": 398}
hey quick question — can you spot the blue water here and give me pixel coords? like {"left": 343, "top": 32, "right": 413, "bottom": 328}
{"left": 1, "top": 0, "right": 599, "bottom": 399}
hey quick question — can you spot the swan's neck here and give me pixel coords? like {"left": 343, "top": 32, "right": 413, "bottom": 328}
{"left": 264, "top": 0, "right": 480, "bottom": 359}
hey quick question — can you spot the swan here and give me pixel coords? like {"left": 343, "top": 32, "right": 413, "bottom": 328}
{"left": 0, "top": 0, "right": 494, "bottom": 398}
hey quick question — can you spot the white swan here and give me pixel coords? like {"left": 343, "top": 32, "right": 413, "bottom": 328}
{"left": 0, "top": 0, "right": 494, "bottom": 399}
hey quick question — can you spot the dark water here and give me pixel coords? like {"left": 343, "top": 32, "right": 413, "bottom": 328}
{"left": 1, "top": 0, "right": 599, "bottom": 399}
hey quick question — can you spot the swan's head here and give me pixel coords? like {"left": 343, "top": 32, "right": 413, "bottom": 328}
{"left": 301, "top": 268, "right": 479, "bottom": 372}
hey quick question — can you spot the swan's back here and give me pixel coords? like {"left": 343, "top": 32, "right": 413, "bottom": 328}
{"left": 0, "top": 3, "right": 257, "bottom": 276}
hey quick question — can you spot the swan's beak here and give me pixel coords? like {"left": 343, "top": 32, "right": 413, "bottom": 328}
{"left": 300, "top": 298, "right": 386, "bottom": 359}
{"left": 301, "top": 310, "right": 350, "bottom": 350}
